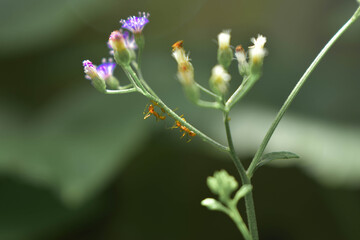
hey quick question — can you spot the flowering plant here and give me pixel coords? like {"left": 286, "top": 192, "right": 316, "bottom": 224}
{"left": 83, "top": 4, "right": 360, "bottom": 239}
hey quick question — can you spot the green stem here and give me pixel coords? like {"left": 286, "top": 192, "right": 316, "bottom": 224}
{"left": 228, "top": 205, "right": 253, "bottom": 240}
{"left": 247, "top": 6, "right": 360, "bottom": 178}
{"left": 225, "top": 74, "right": 260, "bottom": 111}
{"left": 196, "top": 100, "right": 223, "bottom": 110}
{"left": 105, "top": 88, "right": 137, "bottom": 94}
{"left": 131, "top": 62, "right": 159, "bottom": 97}
{"left": 122, "top": 65, "right": 229, "bottom": 152}
{"left": 121, "top": 65, "right": 146, "bottom": 95}
{"left": 151, "top": 96, "right": 229, "bottom": 152}
{"left": 224, "top": 111, "right": 259, "bottom": 240}
{"left": 196, "top": 82, "right": 220, "bottom": 100}
{"left": 119, "top": 83, "right": 134, "bottom": 90}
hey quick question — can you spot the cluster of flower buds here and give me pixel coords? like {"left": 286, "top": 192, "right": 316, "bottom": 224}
{"left": 201, "top": 170, "right": 252, "bottom": 216}
{"left": 171, "top": 31, "right": 267, "bottom": 102}
{"left": 108, "top": 12, "right": 150, "bottom": 66}
{"left": 83, "top": 12, "right": 150, "bottom": 92}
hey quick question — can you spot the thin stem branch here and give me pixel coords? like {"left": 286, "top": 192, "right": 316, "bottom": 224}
{"left": 119, "top": 83, "right": 133, "bottom": 89}
{"left": 150, "top": 96, "right": 229, "bottom": 152}
{"left": 225, "top": 74, "right": 260, "bottom": 112}
{"left": 195, "top": 82, "right": 220, "bottom": 99}
{"left": 105, "top": 88, "right": 137, "bottom": 94}
{"left": 223, "top": 111, "right": 259, "bottom": 240}
{"left": 227, "top": 205, "right": 252, "bottom": 240}
{"left": 195, "top": 100, "right": 223, "bottom": 110}
{"left": 122, "top": 65, "right": 229, "bottom": 152}
{"left": 247, "top": 6, "right": 360, "bottom": 178}
{"left": 131, "top": 63, "right": 159, "bottom": 97}
{"left": 121, "top": 66, "right": 146, "bottom": 95}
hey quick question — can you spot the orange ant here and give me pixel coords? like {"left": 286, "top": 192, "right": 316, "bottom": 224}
{"left": 172, "top": 117, "right": 196, "bottom": 141}
{"left": 172, "top": 40, "right": 184, "bottom": 50}
{"left": 144, "top": 104, "right": 166, "bottom": 121}
{"left": 150, "top": 100, "right": 167, "bottom": 115}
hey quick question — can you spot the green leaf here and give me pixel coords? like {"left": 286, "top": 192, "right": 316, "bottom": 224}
{"left": 254, "top": 151, "right": 299, "bottom": 173}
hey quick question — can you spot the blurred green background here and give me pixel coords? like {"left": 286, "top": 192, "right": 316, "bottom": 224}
{"left": 1, "top": 0, "right": 360, "bottom": 239}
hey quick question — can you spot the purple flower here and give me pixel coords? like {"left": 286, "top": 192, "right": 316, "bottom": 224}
{"left": 122, "top": 31, "right": 137, "bottom": 50}
{"left": 120, "top": 12, "right": 150, "bottom": 34}
{"left": 83, "top": 60, "right": 98, "bottom": 80}
{"left": 107, "top": 31, "right": 137, "bottom": 55}
{"left": 83, "top": 59, "right": 116, "bottom": 80}
{"left": 96, "top": 59, "right": 116, "bottom": 80}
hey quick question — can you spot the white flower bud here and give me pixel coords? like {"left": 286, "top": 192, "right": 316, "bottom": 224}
{"left": 217, "top": 30, "right": 233, "bottom": 69}
{"left": 172, "top": 40, "right": 195, "bottom": 86}
{"left": 218, "top": 30, "right": 231, "bottom": 50}
{"left": 209, "top": 65, "right": 231, "bottom": 95}
{"left": 172, "top": 40, "right": 199, "bottom": 102}
{"left": 201, "top": 198, "right": 223, "bottom": 211}
{"left": 249, "top": 34, "right": 267, "bottom": 64}
{"left": 235, "top": 45, "right": 249, "bottom": 75}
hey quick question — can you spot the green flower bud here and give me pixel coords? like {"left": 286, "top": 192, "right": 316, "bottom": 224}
{"left": 91, "top": 76, "right": 107, "bottom": 93}
{"left": 114, "top": 49, "right": 132, "bottom": 66}
{"left": 207, "top": 170, "right": 238, "bottom": 203}
{"left": 83, "top": 60, "right": 106, "bottom": 93}
{"left": 109, "top": 30, "right": 132, "bottom": 66}
{"left": 105, "top": 76, "right": 120, "bottom": 90}
{"left": 201, "top": 198, "right": 225, "bottom": 211}
{"left": 217, "top": 30, "right": 233, "bottom": 69}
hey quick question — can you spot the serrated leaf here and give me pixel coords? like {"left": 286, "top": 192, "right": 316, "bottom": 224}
{"left": 254, "top": 151, "right": 299, "bottom": 173}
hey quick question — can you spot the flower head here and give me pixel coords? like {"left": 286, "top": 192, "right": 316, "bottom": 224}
{"left": 171, "top": 40, "right": 194, "bottom": 85}
{"left": 249, "top": 34, "right": 267, "bottom": 64}
{"left": 235, "top": 45, "right": 246, "bottom": 63}
{"left": 96, "top": 58, "right": 116, "bottom": 80}
{"left": 83, "top": 59, "right": 116, "bottom": 80}
{"left": 83, "top": 60, "right": 99, "bottom": 80}
{"left": 120, "top": 12, "right": 150, "bottom": 34}
{"left": 249, "top": 34, "right": 267, "bottom": 49}
{"left": 210, "top": 65, "right": 231, "bottom": 94}
{"left": 82, "top": 60, "right": 107, "bottom": 93}
{"left": 108, "top": 30, "right": 126, "bottom": 52}
{"left": 235, "top": 45, "right": 249, "bottom": 75}
{"left": 218, "top": 30, "right": 231, "bottom": 50}
{"left": 217, "top": 30, "right": 232, "bottom": 69}
{"left": 122, "top": 31, "right": 137, "bottom": 50}
{"left": 108, "top": 31, "right": 137, "bottom": 55}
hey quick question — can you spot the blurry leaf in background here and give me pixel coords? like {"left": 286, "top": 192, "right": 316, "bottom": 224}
{"left": 0, "top": 0, "right": 124, "bottom": 56}
{"left": 213, "top": 105, "right": 360, "bottom": 188}
{"left": 0, "top": 89, "right": 150, "bottom": 206}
